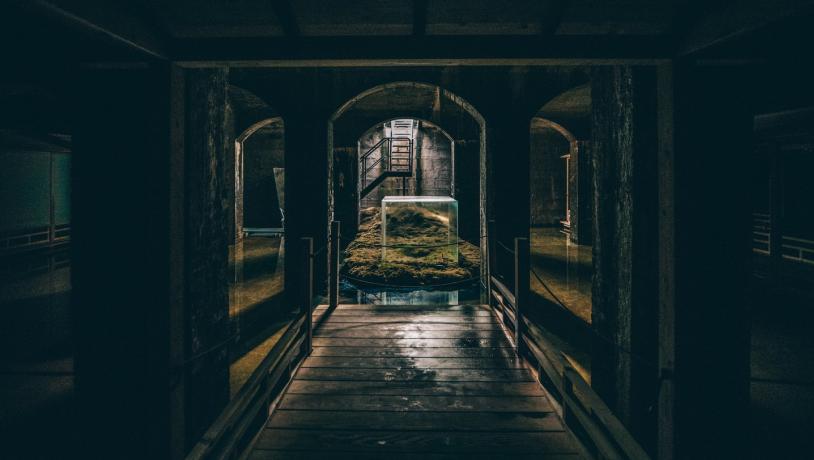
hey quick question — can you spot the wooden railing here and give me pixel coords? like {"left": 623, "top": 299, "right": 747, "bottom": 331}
{"left": 186, "top": 237, "right": 328, "bottom": 460}
{"left": 487, "top": 235, "right": 650, "bottom": 460}
{"left": 0, "top": 224, "right": 70, "bottom": 254}
{"left": 752, "top": 212, "right": 814, "bottom": 265}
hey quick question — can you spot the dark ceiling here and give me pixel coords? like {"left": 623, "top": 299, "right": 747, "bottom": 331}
{"left": 6, "top": 0, "right": 813, "bottom": 64}
{"left": 153, "top": 0, "right": 674, "bottom": 39}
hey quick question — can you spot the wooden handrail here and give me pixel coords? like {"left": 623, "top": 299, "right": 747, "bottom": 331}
{"left": 487, "top": 235, "right": 651, "bottom": 460}
{"left": 489, "top": 275, "right": 515, "bottom": 309}
{"left": 185, "top": 314, "right": 306, "bottom": 460}
{"left": 187, "top": 236, "right": 324, "bottom": 460}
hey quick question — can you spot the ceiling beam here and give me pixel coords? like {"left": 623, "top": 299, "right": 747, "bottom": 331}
{"left": 678, "top": 0, "right": 814, "bottom": 56}
{"left": 18, "top": 0, "right": 169, "bottom": 60}
{"left": 539, "top": 0, "right": 570, "bottom": 35}
{"left": 270, "top": 0, "right": 300, "bottom": 37}
{"left": 413, "top": 0, "right": 427, "bottom": 36}
{"left": 174, "top": 35, "right": 672, "bottom": 66}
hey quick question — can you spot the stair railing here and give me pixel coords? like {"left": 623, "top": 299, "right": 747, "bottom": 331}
{"left": 359, "top": 137, "right": 413, "bottom": 194}
{"left": 360, "top": 137, "right": 391, "bottom": 192}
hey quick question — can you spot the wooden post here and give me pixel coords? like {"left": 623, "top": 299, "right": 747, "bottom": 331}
{"left": 301, "top": 237, "right": 314, "bottom": 355}
{"left": 329, "top": 220, "right": 341, "bottom": 309}
{"left": 514, "top": 237, "right": 529, "bottom": 356}
{"left": 769, "top": 143, "right": 783, "bottom": 285}
{"left": 487, "top": 219, "right": 497, "bottom": 307}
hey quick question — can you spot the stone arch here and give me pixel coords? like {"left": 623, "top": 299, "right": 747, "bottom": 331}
{"left": 328, "top": 81, "right": 489, "bottom": 282}
{"left": 234, "top": 116, "right": 284, "bottom": 241}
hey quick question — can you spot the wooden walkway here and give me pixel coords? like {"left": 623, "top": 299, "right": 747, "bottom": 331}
{"left": 249, "top": 304, "right": 585, "bottom": 459}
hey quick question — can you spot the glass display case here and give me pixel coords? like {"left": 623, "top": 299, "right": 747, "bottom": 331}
{"left": 381, "top": 196, "right": 458, "bottom": 264}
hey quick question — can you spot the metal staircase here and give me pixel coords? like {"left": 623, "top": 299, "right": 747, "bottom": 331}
{"left": 359, "top": 119, "right": 415, "bottom": 199}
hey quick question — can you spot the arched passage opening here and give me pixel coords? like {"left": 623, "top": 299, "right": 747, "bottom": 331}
{"left": 327, "top": 82, "right": 487, "bottom": 302}
{"left": 229, "top": 116, "right": 288, "bottom": 397}
{"left": 354, "top": 117, "right": 455, "bottom": 214}
{"left": 526, "top": 83, "right": 594, "bottom": 385}
{"left": 235, "top": 117, "right": 285, "bottom": 238}
{"left": 529, "top": 116, "right": 592, "bottom": 323}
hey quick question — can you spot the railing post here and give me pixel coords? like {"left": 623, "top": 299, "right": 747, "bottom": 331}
{"left": 487, "top": 219, "right": 497, "bottom": 307}
{"left": 514, "top": 237, "right": 529, "bottom": 356}
{"left": 329, "top": 220, "right": 341, "bottom": 310}
{"left": 301, "top": 237, "right": 314, "bottom": 355}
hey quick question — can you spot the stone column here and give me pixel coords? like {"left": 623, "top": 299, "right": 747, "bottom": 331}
{"left": 286, "top": 112, "right": 330, "bottom": 297}
{"left": 72, "top": 62, "right": 174, "bottom": 458}
{"left": 667, "top": 62, "right": 752, "bottom": 460}
{"left": 590, "top": 65, "right": 660, "bottom": 454}
{"left": 182, "top": 67, "right": 231, "bottom": 448}
{"left": 569, "top": 140, "right": 593, "bottom": 245}
{"left": 485, "top": 111, "right": 531, "bottom": 286}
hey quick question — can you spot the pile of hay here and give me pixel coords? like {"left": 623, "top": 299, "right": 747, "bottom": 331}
{"left": 342, "top": 206, "right": 480, "bottom": 286}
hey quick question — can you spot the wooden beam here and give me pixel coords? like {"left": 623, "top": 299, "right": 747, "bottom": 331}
{"left": 19, "top": 0, "right": 169, "bottom": 60}
{"left": 174, "top": 35, "right": 672, "bottom": 65}
{"left": 413, "top": 0, "right": 427, "bottom": 36}
{"left": 270, "top": 0, "right": 300, "bottom": 37}
{"left": 539, "top": 0, "right": 570, "bottom": 36}
{"left": 678, "top": 0, "right": 814, "bottom": 56}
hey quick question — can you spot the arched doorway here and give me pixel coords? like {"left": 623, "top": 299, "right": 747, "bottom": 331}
{"left": 527, "top": 81, "right": 593, "bottom": 326}
{"left": 327, "top": 82, "right": 488, "bottom": 300}
{"left": 229, "top": 116, "right": 288, "bottom": 396}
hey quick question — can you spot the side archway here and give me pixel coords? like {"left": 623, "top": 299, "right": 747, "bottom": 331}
{"left": 234, "top": 116, "right": 285, "bottom": 241}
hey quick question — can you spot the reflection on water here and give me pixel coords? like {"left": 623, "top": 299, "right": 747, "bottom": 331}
{"left": 228, "top": 235, "right": 291, "bottom": 397}
{"left": 530, "top": 227, "right": 593, "bottom": 323}
{"left": 339, "top": 278, "right": 482, "bottom": 305}
{"left": 0, "top": 247, "right": 75, "bottom": 457}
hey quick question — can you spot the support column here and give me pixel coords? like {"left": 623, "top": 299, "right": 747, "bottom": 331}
{"left": 569, "top": 140, "right": 593, "bottom": 245}
{"left": 72, "top": 63, "right": 173, "bottom": 458}
{"left": 286, "top": 113, "right": 330, "bottom": 299}
{"left": 669, "top": 62, "right": 752, "bottom": 460}
{"left": 486, "top": 111, "right": 530, "bottom": 283}
{"left": 591, "top": 65, "right": 660, "bottom": 454}
{"left": 183, "top": 67, "right": 231, "bottom": 449}
{"left": 768, "top": 143, "right": 783, "bottom": 284}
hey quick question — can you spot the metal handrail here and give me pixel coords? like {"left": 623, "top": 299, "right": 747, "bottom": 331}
{"left": 359, "top": 137, "right": 390, "bottom": 162}
{"left": 359, "top": 137, "right": 413, "bottom": 192}
{"left": 360, "top": 138, "right": 390, "bottom": 190}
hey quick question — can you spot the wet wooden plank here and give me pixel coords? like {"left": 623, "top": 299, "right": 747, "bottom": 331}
{"left": 310, "top": 346, "right": 516, "bottom": 358}
{"left": 313, "top": 329, "right": 509, "bottom": 339}
{"left": 295, "top": 367, "right": 534, "bottom": 382}
{"left": 317, "top": 305, "right": 487, "bottom": 310}
{"left": 268, "top": 409, "right": 562, "bottom": 431}
{"left": 317, "top": 312, "right": 496, "bottom": 320}
{"left": 253, "top": 429, "right": 578, "bottom": 454}
{"left": 302, "top": 356, "right": 525, "bottom": 369}
{"left": 250, "top": 450, "right": 583, "bottom": 460}
{"left": 312, "top": 337, "right": 513, "bottom": 348}
{"left": 249, "top": 304, "right": 582, "bottom": 459}
{"left": 279, "top": 393, "right": 552, "bottom": 412}
{"left": 286, "top": 380, "right": 546, "bottom": 397}
{"left": 317, "top": 322, "right": 501, "bottom": 331}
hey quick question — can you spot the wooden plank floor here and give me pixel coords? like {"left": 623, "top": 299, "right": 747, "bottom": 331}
{"left": 249, "top": 304, "right": 585, "bottom": 459}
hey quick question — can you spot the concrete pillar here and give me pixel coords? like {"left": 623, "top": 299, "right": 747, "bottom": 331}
{"left": 667, "top": 62, "right": 752, "bottom": 460}
{"left": 486, "top": 111, "right": 531, "bottom": 284}
{"left": 223, "top": 93, "right": 237, "bottom": 244}
{"left": 590, "top": 65, "right": 660, "bottom": 454}
{"left": 286, "top": 112, "right": 330, "bottom": 298}
{"left": 72, "top": 63, "right": 173, "bottom": 458}
{"left": 569, "top": 140, "right": 593, "bottom": 245}
{"left": 182, "top": 67, "right": 231, "bottom": 449}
